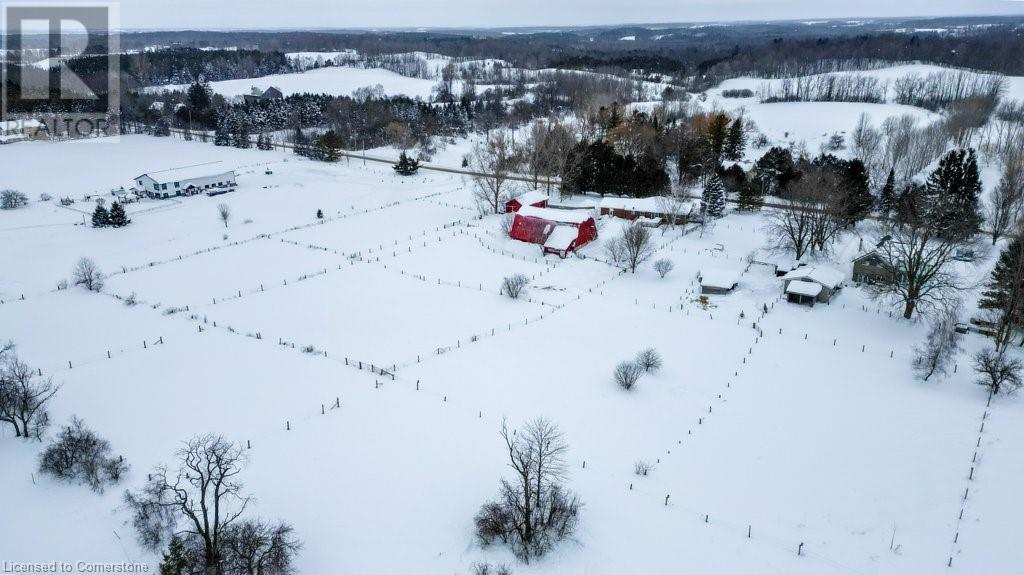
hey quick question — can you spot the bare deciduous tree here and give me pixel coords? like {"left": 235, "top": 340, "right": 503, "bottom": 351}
{"left": 635, "top": 348, "right": 663, "bottom": 373}
{"left": 620, "top": 222, "right": 655, "bottom": 273}
{"left": 470, "top": 132, "right": 520, "bottom": 215}
{"left": 72, "top": 257, "right": 104, "bottom": 292}
{"left": 0, "top": 352, "right": 59, "bottom": 439}
{"left": 218, "top": 203, "right": 232, "bottom": 228}
{"left": 973, "top": 349, "right": 1023, "bottom": 395}
{"left": 475, "top": 418, "right": 581, "bottom": 562}
{"left": 653, "top": 259, "right": 674, "bottom": 279}
{"left": 222, "top": 519, "right": 302, "bottom": 575}
{"left": 987, "top": 154, "right": 1024, "bottom": 245}
{"left": 868, "top": 220, "right": 964, "bottom": 320}
{"left": 912, "top": 305, "right": 962, "bottom": 381}
{"left": 502, "top": 274, "right": 530, "bottom": 300}
{"left": 125, "top": 434, "right": 252, "bottom": 571}
{"left": 613, "top": 361, "right": 642, "bottom": 391}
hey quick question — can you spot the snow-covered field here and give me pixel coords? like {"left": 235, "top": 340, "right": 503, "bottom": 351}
{"left": 2, "top": 129, "right": 1022, "bottom": 575}
{"left": 147, "top": 65, "right": 497, "bottom": 101}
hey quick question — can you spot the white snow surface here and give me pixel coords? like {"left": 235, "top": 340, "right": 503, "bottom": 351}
{"left": 1, "top": 128, "right": 1022, "bottom": 575}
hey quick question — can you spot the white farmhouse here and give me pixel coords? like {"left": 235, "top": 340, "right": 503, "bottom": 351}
{"left": 134, "top": 162, "right": 237, "bottom": 199}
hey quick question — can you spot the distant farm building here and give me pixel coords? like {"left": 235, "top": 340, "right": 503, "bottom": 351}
{"left": 852, "top": 251, "right": 895, "bottom": 284}
{"left": 134, "top": 162, "right": 237, "bottom": 199}
{"left": 699, "top": 268, "right": 740, "bottom": 295}
{"left": 505, "top": 191, "right": 549, "bottom": 213}
{"left": 509, "top": 206, "right": 597, "bottom": 258}
{"left": 598, "top": 196, "right": 691, "bottom": 226}
{"left": 781, "top": 266, "right": 844, "bottom": 305}
{"left": 244, "top": 86, "right": 285, "bottom": 105}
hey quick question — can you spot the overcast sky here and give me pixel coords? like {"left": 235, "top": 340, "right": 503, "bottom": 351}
{"left": 115, "top": 0, "right": 1024, "bottom": 30}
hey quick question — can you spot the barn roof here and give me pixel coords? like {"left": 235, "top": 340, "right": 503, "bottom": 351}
{"left": 700, "top": 268, "right": 741, "bottom": 290}
{"left": 786, "top": 280, "right": 823, "bottom": 297}
{"left": 599, "top": 196, "right": 662, "bottom": 212}
{"left": 517, "top": 206, "right": 594, "bottom": 225}
{"left": 509, "top": 191, "right": 549, "bottom": 206}
{"left": 781, "top": 266, "right": 844, "bottom": 289}
{"left": 544, "top": 226, "right": 578, "bottom": 251}
{"left": 135, "top": 162, "right": 235, "bottom": 185}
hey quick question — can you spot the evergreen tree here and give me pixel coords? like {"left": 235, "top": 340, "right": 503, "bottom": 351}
{"left": 108, "top": 202, "right": 130, "bottom": 227}
{"left": 91, "top": 204, "right": 109, "bottom": 228}
{"left": 153, "top": 118, "right": 171, "bottom": 137}
{"left": 702, "top": 173, "right": 726, "bottom": 218}
{"left": 393, "top": 151, "right": 421, "bottom": 175}
{"left": 841, "top": 159, "right": 873, "bottom": 226}
{"left": 158, "top": 536, "right": 190, "bottom": 575}
{"left": 879, "top": 168, "right": 897, "bottom": 217}
{"left": 706, "top": 113, "right": 731, "bottom": 163}
{"left": 293, "top": 127, "right": 309, "bottom": 157}
{"left": 316, "top": 130, "right": 343, "bottom": 162}
{"left": 978, "top": 238, "right": 1024, "bottom": 348}
{"left": 737, "top": 180, "right": 764, "bottom": 211}
{"left": 926, "top": 148, "right": 983, "bottom": 239}
{"left": 723, "top": 118, "right": 746, "bottom": 161}
{"left": 753, "top": 147, "right": 797, "bottom": 195}
{"left": 213, "top": 122, "right": 231, "bottom": 147}
{"left": 233, "top": 122, "right": 251, "bottom": 149}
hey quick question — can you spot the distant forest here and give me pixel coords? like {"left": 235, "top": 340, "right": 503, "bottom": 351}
{"left": 98, "top": 16, "right": 1024, "bottom": 83}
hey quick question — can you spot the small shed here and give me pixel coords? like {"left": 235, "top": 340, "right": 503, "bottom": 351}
{"left": 505, "top": 191, "right": 549, "bottom": 213}
{"left": 510, "top": 206, "right": 598, "bottom": 258}
{"left": 852, "top": 251, "right": 893, "bottom": 284}
{"left": 699, "top": 268, "right": 740, "bottom": 295}
{"left": 781, "top": 266, "right": 844, "bottom": 304}
{"left": 786, "top": 279, "right": 823, "bottom": 306}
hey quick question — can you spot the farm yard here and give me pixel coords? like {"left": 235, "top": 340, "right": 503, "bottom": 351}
{"left": 2, "top": 124, "right": 1022, "bottom": 575}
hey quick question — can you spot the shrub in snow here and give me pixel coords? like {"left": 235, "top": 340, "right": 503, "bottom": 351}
{"left": 72, "top": 257, "right": 104, "bottom": 292}
{"left": 0, "top": 189, "right": 28, "bottom": 210}
{"left": 973, "top": 348, "right": 1023, "bottom": 395}
{"left": 634, "top": 461, "right": 651, "bottom": 476}
{"left": 502, "top": 274, "right": 529, "bottom": 299}
{"left": 614, "top": 361, "right": 642, "bottom": 391}
{"left": 39, "top": 193, "right": 52, "bottom": 202}
{"left": 912, "top": 307, "right": 961, "bottom": 381}
{"left": 471, "top": 562, "right": 513, "bottom": 575}
{"left": 635, "top": 348, "right": 663, "bottom": 373}
{"left": 653, "top": 259, "right": 674, "bottom": 279}
{"left": 474, "top": 419, "right": 581, "bottom": 562}
{"left": 38, "top": 416, "right": 128, "bottom": 492}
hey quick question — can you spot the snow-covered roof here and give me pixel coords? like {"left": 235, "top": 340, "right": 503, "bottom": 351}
{"left": 509, "top": 191, "right": 549, "bottom": 206}
{"left": 599, "top": 196, "right": 663, "bottom": 212}
{"left": 700, "top": 268, "right": 741, "bottom": 290}
{"left": 136, "top": 162, "right": 235, "bottom": 185}
{"left": 786, "top": 280, "right": 824, "bottom": 297}
{"left": 544, "top": 226, "right": 578, "bottom": 251}
{"left": 516, "top": 206, "right": 594, "bottom": 225}
{"left": 781, "top": 266, "right": 844, "bottom": 289}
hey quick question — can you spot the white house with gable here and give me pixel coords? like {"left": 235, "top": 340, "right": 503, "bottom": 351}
{"left": 134, "top": 162, "right": 237, "bottom": 199}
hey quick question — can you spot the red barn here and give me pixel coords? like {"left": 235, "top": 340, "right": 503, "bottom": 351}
{"left": 504, "top": 191, "right": 549, "bottom": 213}
{"left": 509, "top": 206, "right": 598, "bottom": 258}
